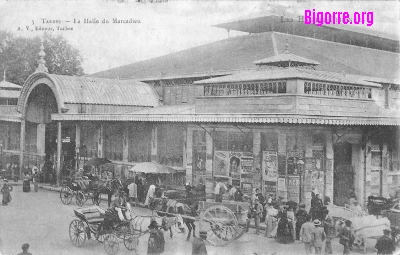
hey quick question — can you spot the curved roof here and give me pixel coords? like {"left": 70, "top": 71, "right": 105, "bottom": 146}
{"left": 18, "top": 72, "right": 160, "bottom": 114}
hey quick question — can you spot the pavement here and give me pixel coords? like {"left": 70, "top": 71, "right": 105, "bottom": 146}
{"left": 2, "top": 180, "right": 397, "bottom": 255}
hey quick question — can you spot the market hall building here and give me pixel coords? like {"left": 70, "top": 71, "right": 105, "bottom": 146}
{"left": 0, "top": 14, "right": 399, "bottom": 208}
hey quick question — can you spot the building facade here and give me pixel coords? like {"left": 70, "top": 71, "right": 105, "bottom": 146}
{"left": 0, "top": 15, "right": 399, "bottom": 209}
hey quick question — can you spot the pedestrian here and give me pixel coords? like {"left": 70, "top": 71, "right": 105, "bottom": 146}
{"left": 264, "top": 202, "right": 278, "bottom": 238}
{"left": 246, "top": 197, "right": 263, "bottom": 234}
{"left": 311, "top": 219, "right": 326, "bottom": 255}
{"left": 127, "top": 181, "right": 138, "bottom": 206}
{"left": 17, "top": 243, "right": 32, "bottom": 255}
{"left": 1, "top": 179, "right": 13, "bottom": 205}
{"left": 339, "top": 220, "right": 353, "bottom": 255}
{"left": 322, "top": 209, "right": 335, "bottom": 255}
{"left": 287, "top": 205, "right": 296, "bottom": 241}
{"left": 214, "top": 179, "right": 227, "bottom": 203}
{"left": 228, "top": 184, "right": 237, "bottom": 201}
{"left": 310, "top": 193, "right": 323, "bottom": 220}
{"left": 192, "top": 231, "right": 208, "bottom": 255}
{"left": 144, "top": 183, "right": 156, "bottom": 207}
{"left": 375, "top": 229, "right": 395, "bottom": 255}
{"left": 276, "top": 205, "right": 294, "bottom": 244}
{"left": 234, "top": 188, "right": 243, "bottom": 202}
{"left": 300, "top": 215, "right": 314, "bottom": 255}
{"left": 296, "top": 204, "right": 309, "bottom": 240}
{"left": 147, "top": 217, "right": 165, "bottom": 255}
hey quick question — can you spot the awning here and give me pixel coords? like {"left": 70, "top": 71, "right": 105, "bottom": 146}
{"left": 51, "top": 113, "right": 400, "bottom": 126}
{"left": 0, "top": 114, "right": 21, "bottom": 122}
{"left": 129, "top": 162, "right": 176, "bottom": 174}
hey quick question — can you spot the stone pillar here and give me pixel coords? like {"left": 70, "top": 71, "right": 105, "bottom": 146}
{"left": 56, "top": 121, "right": 62, "bottom": 186}
{"left": 36, "top": 123, "right": 46, "bottom": 158}
{"left": 205, "top": 131, "right": 213, "bottom": 199}
{"left": 382, "top": 143, "right": 389, "bottom": 197}
{"left": 19, "top": 119, "right": 26, "bottom": 179}
{"left": 253, "top": 131, "right": 261, "bottom": 192}
{"left": 352, "top": 144, "right": 364, "bottom": 207}
{"left": 277, "top": 131, "right": 287, "bottom": 200}
{"left": 151, "top": 125, "right": 158, "bottom": 163}
{"left": 97, "top": 124, "right": 104, "bottom": 158}
{"left": 75, "top": 123, "right": 81, "bottom": 170}
{"left": 364, "top": 139, "right": 372, "bottom": 200}
{"left": 123, "top": 124, "right": 129, "bottom": 162}
{"left": 325, "top": 130, "right": 334, "bottom": 203}
{"left": 185, "top": 128, "right": 193, "bottom": 185}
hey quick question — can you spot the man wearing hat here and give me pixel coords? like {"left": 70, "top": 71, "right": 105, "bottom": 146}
{"left": 147, "top": 217, "right": 165, "bottom": 255}
{"left": 375, "top": 229, "right": 395, "bottom": 255}
{"left": 112, "top": 191, "right": 132, "bottom": 221}
{"left": 192, "top": 231, "right": 208, "bottom": 255}
{"left": 17, "top": 243, "right": 32, "bottom": 255}
{"left": 296, "top": 204, "right": 309, "bottom": 240}
{"left": 246, "top": 197, "right": 263, "bottom": 234}
{"left": 311, "top": 219, "right": 326, "bottom": 255}
{"left": 1, "top": 179, "right": 13, "bottom": 205}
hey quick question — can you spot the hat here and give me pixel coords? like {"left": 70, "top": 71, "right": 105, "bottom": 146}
{"left": 3, "top": 179, "right": 8, "bottom": 182}
{"left": 313, "top": 219, "right": 321, "bottom": 226}
{"left": 22, "top": 243, "right": 29, "bottom": 250}
{"left": 383, "top": 229, "right": 391, "bottom": 233}
{"left": 300, "top": 204, "right": 306, "bottom": 208}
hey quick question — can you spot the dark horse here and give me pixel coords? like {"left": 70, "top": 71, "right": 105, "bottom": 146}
{"left": 150, "top": 197, "right": 197, "bottom": 241}
{"left": 88, "top": 176, "right": 123, "bottom": 207}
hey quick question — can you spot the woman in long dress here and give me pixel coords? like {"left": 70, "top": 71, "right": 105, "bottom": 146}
{"left": 264, "top": 203, "right": 278, "bottom": 238}
{"left": 276, "top": 205, "right": 294, "bottom": 244}
{"left": 144, "top": 183, "right": 156, "bottom": 207}
{"left": 1, "top": 179, "right": 13, "bottom": 205}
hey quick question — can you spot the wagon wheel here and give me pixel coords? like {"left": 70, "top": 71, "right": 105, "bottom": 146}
{"left": 393, "top": 228, "right": 400, "bottom": 246}
{"left": 123, "top": 234, "right": 139, "bottom": 252}
{"left": 92, "top": 191, "right": 101, "bottom": 206}
{"left": 94, "top": 224, "right": 107, "bottom": 243}
{"left": 199, "top": 205, "right": 240, "bottom": 246}
{"left": 104, "top": 234, "right": 119, "bottom": 255}
{"left": 60, "top": 186, "right": 73, "bottom": 205}
{"left": 76, "top": 191, "right": 86, "bottom": 207}
{"left": 69, "top": 219, "right": 87, "bottom": 247}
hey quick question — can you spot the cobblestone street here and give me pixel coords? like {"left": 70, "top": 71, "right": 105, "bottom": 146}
{"left": 0, "top": 182, "right": 386, "bottom": 255}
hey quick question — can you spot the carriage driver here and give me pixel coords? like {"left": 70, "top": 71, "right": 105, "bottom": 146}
{"left": 112, "top": 191, "right": 132, "bottom": 221}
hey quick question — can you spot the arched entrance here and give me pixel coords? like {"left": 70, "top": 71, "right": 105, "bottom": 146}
{"left": 18, "top": 73, "right": 76, "bottom": 184}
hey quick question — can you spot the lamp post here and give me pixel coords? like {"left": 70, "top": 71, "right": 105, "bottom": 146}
{"left": 296, "top": 158, "right": 305, "bottom": 204}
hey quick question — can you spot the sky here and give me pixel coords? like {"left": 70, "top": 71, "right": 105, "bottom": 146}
{"left": 0, "top": 0, "right": 399, "bottom": 75}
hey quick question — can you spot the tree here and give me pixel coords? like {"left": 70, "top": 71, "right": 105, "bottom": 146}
{"left": 0, "top": 31, "right": 84, "bottom": 85}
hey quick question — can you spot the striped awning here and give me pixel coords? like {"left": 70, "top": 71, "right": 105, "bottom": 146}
{"left": 51, "top": 113, "right": 400, "bottom": 126}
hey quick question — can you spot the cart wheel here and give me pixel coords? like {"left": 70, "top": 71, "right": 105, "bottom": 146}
{"left": 123, "top": 234, "right": 139, "bottom": 252}
{"left": 60, "top": 186, "right": 73, "bottom": 205}
{"left": 92, "top": 192, "right": 101, "bottom": 206}
{"left": 393, "top": 228, "right": 400, "bottom": 246}
{"left": 76, "top": 191, "right": 85, "bottom": 207}
{"left": 199, "top": 205, "right": 240, "bottom": 247}
{"left": 104, "top": 234, "right": 119, "bottom": 255}
{"left": 69, "top": 219, "right": 86, "bottom": 247}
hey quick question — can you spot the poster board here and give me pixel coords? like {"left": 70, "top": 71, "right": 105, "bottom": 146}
{"left": 287, "top": 176, "right": 300, "bottom": 203}
{"left": 262, "top": 151, "right": 278, "bottom": 181}
{"left": 213, "top": 151, "right": 229, "bottom": 177}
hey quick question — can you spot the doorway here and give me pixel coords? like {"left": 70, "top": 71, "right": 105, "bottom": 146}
{"left": 333, "top": 142, "right": 354, "bottom": 206}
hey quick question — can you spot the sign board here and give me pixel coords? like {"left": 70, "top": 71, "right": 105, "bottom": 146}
{"left": 62, "top": 137, "right": 71, "bottom": 143}
{"left": 262, "top": 151, "right": 278, "bottom": 181}
{"left": 287, "top": 176, "right": 300, "bottom": 203}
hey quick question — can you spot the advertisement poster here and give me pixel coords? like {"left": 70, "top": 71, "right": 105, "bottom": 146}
{"left": 240, "top": 152, "right": 254, "bottom": 174}
{"left": 262, "top": 151, "right": 278, "bottom": 181}
{"left": 193, "top": 151, "right": 206, "bottom": 174}
{"left": 229, "top": 152, "right": 242, "bottom": 179}
{"left": 287, "top": 176, "right": 300, "bottom": 203}
{"left": 213, "top": 151, "right": 229, "bottom": 177}
{"left": 277, "top": 177, "right": 287, "bottom": 200}
{"left": 265, "top": 181, "right": 277, "bottom": 197}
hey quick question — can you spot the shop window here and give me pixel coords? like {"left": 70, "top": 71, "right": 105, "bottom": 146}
{"left": 214, "top": 129, "right": 253, "bottom": 152}
{"left": 104, "top": 123, "right": 123, "bottom": 161}
{"left": 80, "top": 122, "right": 98, "bottom": 158}
{"left": 128, "top": 124, "right": 151, "bottom": 162}
{"left": 158, "top": 124, "right": 184, "bottom": 166}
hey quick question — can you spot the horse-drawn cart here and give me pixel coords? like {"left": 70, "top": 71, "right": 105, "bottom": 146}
{"left": 60, "top": 178, "right": 100, "bottom": 206}
{"left": 69, "top": 206, "right": 138, "bottom": 254}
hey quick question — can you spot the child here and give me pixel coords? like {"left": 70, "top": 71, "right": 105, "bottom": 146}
{"left": 192, "top": 231, "right": 208, "bottom": 255}
{"left": 375, "top": 229, "right": 395, "bottom": 255}
{"left": 17, "top": 243, "right": 32, "bottom": 255}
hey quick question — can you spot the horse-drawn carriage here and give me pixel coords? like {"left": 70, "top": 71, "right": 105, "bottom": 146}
{"left": 150, "top": 185, "right": 250, "bottom": 247}
{"left": 60, "top": 176, "right": 122, "bottom": 207}
{"left": 69, "top": 206, "right": 180, "bottom": 255}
